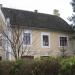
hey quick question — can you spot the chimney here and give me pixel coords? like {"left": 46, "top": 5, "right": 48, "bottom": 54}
{"left": 34, "top": 10, "right": 38, "bottom": 13}
{"left": 0, "top": 4, "right": 2, "bottom": 9}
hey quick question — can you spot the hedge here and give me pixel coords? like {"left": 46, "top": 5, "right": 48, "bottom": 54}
{"left": 0, "top": 57, "right": 75, "bottom": 75}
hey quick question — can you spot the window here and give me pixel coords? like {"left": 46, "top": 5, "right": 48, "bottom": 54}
{"left": 41, "top": 32, "right": 50, "bottom": 48}
{"left": 60, "top": 37, "right": 67, "bottom": 46}
{"left": 43, "top": 35, "right": 49, "bottom": 46}
{"left": 23, "top": 30, "right": 32, "bottom": 45}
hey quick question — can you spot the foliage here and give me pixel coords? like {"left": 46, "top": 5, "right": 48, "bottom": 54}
{"left": 59, "top": 56, "right": 75, "bottom": 75}
{"left": 71, "top": 0, "right": 75, "bottom": 12}
{"left": 0, "top": 61, "right": 14, "bottom": 75}
{"left": 0, "top": 58, "right": 60, "bottom": 75}
{"left": 1, "top": 57, "right": 75, "bottom": 75}
{"left": 32, "top": 58, "right": 60, "bottom": 75}
{"left": 69, "top": 0, "right": 75, "bottom": 25}
{"left": 10, "top": 59, "right": 34, "bottom": 75}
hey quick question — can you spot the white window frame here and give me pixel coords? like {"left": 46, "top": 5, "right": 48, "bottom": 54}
{"left": 22, "top": 30, "right": 32, "bottom": 46}
{"left": 41, "top": 32, "right": 50, "bottom": 48}
{"left": 58, "top": 35, "right": 68, "bottom": 47}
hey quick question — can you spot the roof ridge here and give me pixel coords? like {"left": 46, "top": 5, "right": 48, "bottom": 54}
{"left": 2, "top": 7, "right": 55, "bottom": 17}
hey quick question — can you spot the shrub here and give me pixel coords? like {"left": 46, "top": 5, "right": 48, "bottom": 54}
{"left": 32, "top": 59, "right": 60, "bottom": 75}
{"left": 59, "top": 56, "right": 75, "bottom": 75}
{"left": 2, "top": 57, "right": 75, "bottom": 75}
{"left": 10, "top": 58, "right": 60, "bottom": 75}
{"left": 0, "top": 61, "right": 14, "bottom": 75}
{"left": 10, "top": 60, "right": 33, "bottom": 75}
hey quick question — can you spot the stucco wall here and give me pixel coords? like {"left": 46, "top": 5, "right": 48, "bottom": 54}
{"left": 20, "top": 29, "right": 73, "bottom": 57}
{"left": 0, "top": 27, "right": 73, "bottom": 60}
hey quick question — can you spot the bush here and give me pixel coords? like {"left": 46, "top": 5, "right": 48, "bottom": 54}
{"left": 0, "top": 61, "right": 14, "bottom": 75}
{"left": 0, "top": 58, "right": 60, "bottom": 75}
{"left": 10, "top": 60, "right": 33, "bottom": 75}
{"left": 59, "top": 56, "right": 75, "bottom": 75}
{"left": 32, "top": 59, "right": 60, "bottom": 75}
{"left": 9, "top": 59, "right": 60, "bottom": 75}
{"left": 1, "top": 56, "right": 75, "bottom": 75}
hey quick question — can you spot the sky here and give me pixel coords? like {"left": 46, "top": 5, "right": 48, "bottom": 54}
{"left": 0, "top": 0, "right": 73, "bottom": 23}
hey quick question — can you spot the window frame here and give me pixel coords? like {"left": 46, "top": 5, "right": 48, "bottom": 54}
{"left": 41, "top": 32, "right": 50, "bottom": 48}
{"left": 22, "top": 30, "right": 32, "bottom": 46}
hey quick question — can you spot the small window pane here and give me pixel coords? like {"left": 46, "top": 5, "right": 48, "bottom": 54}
{"left": 43, "top": 35, "right": 49, "bottom": 46}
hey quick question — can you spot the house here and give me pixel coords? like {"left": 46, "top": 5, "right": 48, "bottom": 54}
{"left": 0, "top": 5, "right": 75, "bottom": 60}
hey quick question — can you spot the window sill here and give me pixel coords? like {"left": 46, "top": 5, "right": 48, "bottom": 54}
{"left": 59, "top": 46, "right": 68, "bottom": 47}
{"left": 41, "top": 46, "right": 50, "bottom": 48}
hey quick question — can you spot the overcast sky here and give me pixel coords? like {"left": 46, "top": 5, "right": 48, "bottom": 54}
{"left": 0, "top": 0, "right": 73, "bottom": 22}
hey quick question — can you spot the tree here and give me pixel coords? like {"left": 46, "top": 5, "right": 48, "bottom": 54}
{"left": 68, "top": 0, "right": 75, "bottom": 26}
{"left": 2, "top": 23, "right": 32, "bottom": 60}
{"left": 0, "top": 8, "right": 32, "bottom": 60}
{"left": 71, "top": 0, "right": 75, "bottom": 12}
{"left": 53, "top": 9, "right": 60, "bottom": 16}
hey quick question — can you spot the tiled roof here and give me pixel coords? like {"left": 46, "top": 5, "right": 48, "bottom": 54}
{"left": 1, "top": 7, "right": 73, "bottom": 32}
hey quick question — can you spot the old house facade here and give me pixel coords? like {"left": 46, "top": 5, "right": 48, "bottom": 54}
{"left": 0, "top": 5, "right": 75, "bottom": 60}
